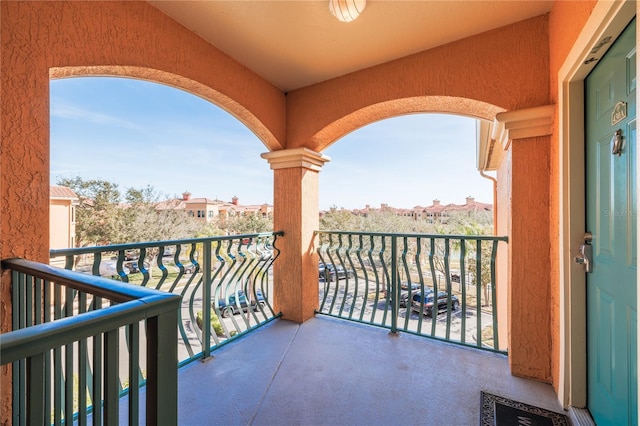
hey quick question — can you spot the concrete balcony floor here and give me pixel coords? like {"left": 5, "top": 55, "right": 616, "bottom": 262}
{"left": 137, "top": 316, "right": 565, "bottom": 425}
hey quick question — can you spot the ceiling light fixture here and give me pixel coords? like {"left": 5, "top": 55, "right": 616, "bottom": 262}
{"left": 329, "top": 0, "right": 366, "bottom": 23}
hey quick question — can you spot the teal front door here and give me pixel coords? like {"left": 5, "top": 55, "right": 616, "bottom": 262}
{"left": 585, "top": 18, "right": 637, "bottom": 425}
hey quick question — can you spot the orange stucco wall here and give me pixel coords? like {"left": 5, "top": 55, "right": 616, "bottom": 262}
{"left": 547, "top": 0, "right": 599, "bottom": 392}
{"left": 288, "top": 15, "right": 550, "bottom": 152}
{"left": 509, "top": 136, "right": 552, "bottom": 381}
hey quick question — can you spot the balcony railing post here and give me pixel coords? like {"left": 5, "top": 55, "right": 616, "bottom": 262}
{"left": 202, "top": 241, "right": 212, "bottom": 359}
{"left": 27, "top": 353, "right": 45, "bottom": 425}
{"left": 490, "top": 240, "right": 500, "bottom": 349}
{"left": 476, "top": 239, "right": 482, "bottom": 348}
{"left": 390, "top": 236, "right": 398, "bottom": 335}
{"left": 146, "top": 308, "right": 179, "bottom": 426}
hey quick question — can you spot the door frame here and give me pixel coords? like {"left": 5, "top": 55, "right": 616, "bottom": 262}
{"left": 558, "top": 0, "right": 638, "bottom": 411}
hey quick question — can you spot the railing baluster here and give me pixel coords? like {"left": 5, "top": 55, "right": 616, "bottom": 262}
{"left": 390, "top": 235, "right": 398, "bottom": 334}
{"left": 378, "top": 236, "right": 390, "bottom": 327}
{"left": 367, "top": 235, "right": 380, "bottom": 324}
{"left": 336, "top": 234, "right": 349, "bottom": 317}
{"left": 476, "top": 239, "right": 483, "bottom": 348}
{"left": 414, "top": 238, "right": 424, "bottom": 335}
{"left": 401, "top": 236, "right": 412, "bottom": 332}
{"left": 353, "top": 235, "right": 366, "bottom": 322}
{"left": 93, "top": 326, "right": 103, "bottom": 426}
{"left": 27, "top": 353, "right": 45, "bottom": 425}
{"left": 429, "top": 237, "right": 438, "bottom": 337}
{"left": 155, "top": 247, "right": 168, "bottom": 290}
{"left": 104, "top": 328, "right": 119, "bottom": 422}
{"left": 64, "top": 285, "right": 74, "bottom": 424}
{"left": 491, "top": 239, "right": 500, "bottom": 350}
{"left": 128, "top": 323, "right": 140, "bottom": 426}
{"left": 44, "top": 280, "right": 52, "bottom": 422}
{"left": 460, "top": 241, "right": 467, "bottom": 344}
{"left": 146, "top": 310, "right": 178, "bottom": 426}
{"left": 12, "top": 270, "right": 23, "bottom": 426}
{"left": 79, "top": 291, "right": 88, "bottom": 426}
{"left": 444, "top": 238, "right": 452, "bottom": 341}
{"left": 54, "top": 282, "right": 63, "bottom": 426}
{"left": 202, "top": 241, "right": 212, "bottom": 359}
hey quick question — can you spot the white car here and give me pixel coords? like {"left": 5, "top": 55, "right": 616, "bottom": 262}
{"left": 99, "top": 260, "right": 131, "bottom": 277}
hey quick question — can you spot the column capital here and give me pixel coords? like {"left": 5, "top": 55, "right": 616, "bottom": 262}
{"left": 492, "top": 104, "right": 555, "bottom": 150}
{"left": 261, "top": 147, "right": 331, "bottom": 172}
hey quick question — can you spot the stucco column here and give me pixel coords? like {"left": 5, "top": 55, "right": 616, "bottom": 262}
{"left": 493, "top": 105, "right": 555, "bottom": 382}
{"left": 261, "top": 148, "right": 330, "bottom": 323}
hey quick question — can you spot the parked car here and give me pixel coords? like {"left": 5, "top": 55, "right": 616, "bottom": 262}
{"left": 411, "top": 291, "right": 460, "bottom": 316}
{"left": 123, "top": 260, "right": 150, "bottom": 274}
{"left": 174, "top": 263, "right": 197, "bottom": 274}
{"left": 99, "top": 260, "right": 131, "bottom": 277}
{"left": 400, "top": 282, "right": 421, "bottom": 291}
{"left": 124, "top": 250, "right": 138, "bottom": 261}
{"left": 162, "top": 247, "right": 176, "bottom": 257}
{"left": 398, "top": 286, "right": 433, "bottom": 308}
{"left": 218, "top": 290, "right": 265, "bottom": 317}
{"left": 319, "top": 263, "right": 355, "bottom": 281}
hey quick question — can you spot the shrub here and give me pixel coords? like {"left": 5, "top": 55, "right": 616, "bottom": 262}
{"left": 196, "top": 310, "right": 225, "bottom": 337}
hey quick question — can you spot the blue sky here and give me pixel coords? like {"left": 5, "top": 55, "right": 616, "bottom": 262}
{"left": 50, "top": 77, "right": 493, "bottom": 210}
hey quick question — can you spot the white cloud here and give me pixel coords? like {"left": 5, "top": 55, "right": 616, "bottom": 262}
{"left": 51, "top": 102, "right": 141, "bottom": 129}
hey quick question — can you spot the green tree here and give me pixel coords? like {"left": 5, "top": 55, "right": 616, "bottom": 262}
{"left": 223, "top": 213, "right": 273, "bottom": 234}
{"left": 436, "top": 211, "right": 494, "bottom": 305}
{"left": 121, "top": 185, "right": 200, "bottom": 243}
{"left": 319, "top": 206, "right": 358, "bottom": 230}
{"left": 57, "top": 177, "right": 201, "bottom": 248}
{"left": 57, "top": 177, "right": 125, "bottom": 246}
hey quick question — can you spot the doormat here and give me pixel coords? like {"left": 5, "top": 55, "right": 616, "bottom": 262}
{"left": 480, "top": 391, "right": 570, "bottom": 426}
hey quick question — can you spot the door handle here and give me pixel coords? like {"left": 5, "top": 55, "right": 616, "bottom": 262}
{"left": 574, "top": 232, "right": 593, "bottom": 273}
{"left": 611, "top": 129, "right": 623, "bottom": 156}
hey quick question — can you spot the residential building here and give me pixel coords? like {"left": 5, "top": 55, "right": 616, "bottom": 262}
{"left": 49, "top": 186, "right": 78, "bottom": 250}
{"left": 341, "top": 197, "right": 492, "bottom": 224}
{"left": 155, "top": 192, "right": 273, "bottom": 222}
{"left": 2, "top": 1, "right": 638, "bottom": 424}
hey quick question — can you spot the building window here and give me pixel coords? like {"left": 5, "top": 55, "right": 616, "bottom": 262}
{"left": 208, "top": 210, "right": 214, "bottom": 218}
{"left": 188, "top": 211, "right": 194, "bottom": 217}
{"left": 197, "top": 210, "right": 205, "bottom": 218}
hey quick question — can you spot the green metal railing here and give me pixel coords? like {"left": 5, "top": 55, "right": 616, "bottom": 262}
{"left": 316, "top": 231, "right": 508, "bottom": 353}
{"left": 50, "top": 232, "right": 283, "bottom": 364}
{"left": 0, "top": 258, "right": 180, "bottom": 425}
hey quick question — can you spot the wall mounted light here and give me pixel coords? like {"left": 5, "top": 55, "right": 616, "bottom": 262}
{"left": 329, "top": 0, "right": 366, "bottom": 23}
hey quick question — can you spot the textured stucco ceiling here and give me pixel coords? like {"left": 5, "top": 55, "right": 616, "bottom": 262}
{"left": 149, "top": 1, "right": 553, "bottom": 92}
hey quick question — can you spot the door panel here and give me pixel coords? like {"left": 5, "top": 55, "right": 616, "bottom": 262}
{"left": 595, "top": 288, "right": 614, "bottom": 396}
{"left": 628, "top": 120, "right": 637, "bottom": 266}
{"left": 630, "top": 310, "right": 638, "bottom": 425}
{"left": 586, "top": 18, "right": 637, "bottom": 425}
{"left": 595, "top": 133, "right": 614, "bottom": 260}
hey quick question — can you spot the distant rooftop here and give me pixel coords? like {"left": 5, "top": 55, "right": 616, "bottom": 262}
{"left": 50, "top": 185, "right": 78, "bottom": 200}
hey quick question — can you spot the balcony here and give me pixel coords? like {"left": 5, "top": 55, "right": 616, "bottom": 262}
{"left": 1, "top": 231, "right": 566, "bottom": 424}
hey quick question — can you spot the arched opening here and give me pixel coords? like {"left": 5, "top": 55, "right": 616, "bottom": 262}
{"left": 314, "top": 112, "right": 506, "bottom": 352}
{"left": 50, "top": 76, "right": 275, "bottom": 251}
